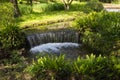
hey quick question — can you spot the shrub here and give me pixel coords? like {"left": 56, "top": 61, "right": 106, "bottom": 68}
{"left": 0, "top": 24, "right": 25, "bottom": 50}
{"left": 26, "top": 55, "right": 72, "bottom": 80}
{"left": 99, "top": 0, "right": 119, "bottom": 3}
{"left": 79, "top": 0, "right": 90, "bottom": 2}
{"left": 38, "top": 0, "right": 48, "bottom": 3}
{"left": 73, "top": 54, "right": 120, "bottom": 80}
{"left": 70, "top": 0, "right": 103, "bottom": 13}
{"left": 26, "top": 54, "right": 120, "bottom": 80}
{"left": 0, "top": 1, "right": 26, "bottom": 59}
{"left": 38, "top": 0, "right": 59, "bottom": 3}
{"left": 19, "top": 4, "right": 32, "bottom": 15}
{"left": 35, "top": 3, "right": 64, "bottom": 12}
{"left": 42, "top": 3, "right": 64, "bottom": 11}
{"left": 70, "top": 2, "right": 86, "bottom": 11}
{"left": 75, "top": 0, "right": 113, "bottom": 2}
{"left": 85, "top": 0, "right": 104, "bottom": 12}
{"left": 0, "top": 2, "right": 14, "bottom": 28}
{"left": 0, "top": 50, "right": 25, "bottom": 64}
{"left": 74, "top": 12, "right": 120, "bottom": 54}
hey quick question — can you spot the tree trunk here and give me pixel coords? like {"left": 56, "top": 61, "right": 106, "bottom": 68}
{"left": 11, "top": 0, "right": 21, "bottom": 17}
{"left": 27, "top": 0, "right": 33, "bottom": 6}
{"left": 29, "top": 0, "right": 33, "bottom": 6}
{"left": 27, "top": 0, "right": 29, "bottom": 4}
{"left": 65, "top": 4, "right": 70, "bottom": 10}
{"left": 62, "top": 0, "right": 73, "bottom": 10}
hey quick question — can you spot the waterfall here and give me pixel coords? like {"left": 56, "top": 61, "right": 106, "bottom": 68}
{"left": 26, "top": 29, "right": 80, "bottom": 48}
{"left": 30, "top": 42, "right": 80, "bottom": 54}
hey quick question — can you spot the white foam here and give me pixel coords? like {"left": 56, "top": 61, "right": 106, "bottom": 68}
{"left": 30, "top": 42, "right": 80, "bottom": 54}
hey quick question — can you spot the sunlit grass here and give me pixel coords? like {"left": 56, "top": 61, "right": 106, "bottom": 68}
{"left": 17, "top": 1, "right": 86, "bottom": 28}
{"left": 19, "top": 11, "right": 84, "bottom": 28}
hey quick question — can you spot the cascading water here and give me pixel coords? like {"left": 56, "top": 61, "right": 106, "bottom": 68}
{"left": 27, "top": 29, "right": 81, "bottom": 55}
{"left": 27, "top": 29, "right": 80, "bottom": 48}
{"left": 30, "top": 42, "right": 80, "bottom": 54}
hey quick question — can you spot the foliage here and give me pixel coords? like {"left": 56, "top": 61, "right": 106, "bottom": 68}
{"left": 0, "top": 2, "right": 26, "bottom": 59}
{"left": 77, "top": 0, "right": 119, "bottom": 3}
{"left": 26, "top": 54, "right": 72, "bottom": 80}
{"left": 0, "top": 50, "right": 25, "bottom": 64}
{"left": 70, "top": 1, "right": 103, "bottom": 13}
{"left": 73, "top": 54, "right": 120, "bottom": 80}
{"left": 19, "top": 4, "right": 32, "bottom": 15}
{"left": 0, "top": 0, "right": 9, "bottom": 3}
{"left": 85, "top": 0, "right": 104, "bottom": 12}
{"left": 9, "top": 50, "right": 25, "bottom": 64}
{"left": 26, "top": 54, "right": 120, "bottom": 80}
{"left": 79, "top": 0, "right": 90, "bottom": 2}
{"left": 0, "top": 50, "right": 27, "bottom": 80}
{"left": 38, "top": 0, "right": 48, "bottom": 3}
{"left": 99, "top": 0, "right": 119, "bottom": 3}
{"left": 70, "top": 2, "right": 86, "bottom": 11}
{"left": 34, "top": 3, "right": 64, "bottom": 12}
{"left": 0, "top": 24, "right": 25, "bottom": 49}
{"left": 0, "top": 2, "right": 14, "bottom": 29}
{"left": 38, "top": 0, "right": 61, "bottom": 3}
{"left": 74, "top": 12, "right": 120, "bottom": 54}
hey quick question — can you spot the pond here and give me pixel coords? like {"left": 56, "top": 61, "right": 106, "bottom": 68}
{"left": 30, "top": 42, "right": 84, "bottom": 59}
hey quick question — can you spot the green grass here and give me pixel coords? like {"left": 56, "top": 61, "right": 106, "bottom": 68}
{"left": 17, "top": 2, "right": 86, "bottom": 29}
{"left": 18, "top": 11, "right": 85, "bottom": 28}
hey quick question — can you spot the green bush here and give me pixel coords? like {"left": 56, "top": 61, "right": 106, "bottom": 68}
{"left": 9, "top": 50, "right": 25, "bottom": 64}
{"left": 35, "top": 3, "right": 64, "bottom": 12}
{"left": 38, "top": 0, "right": 58, "bottom": 3}
{"left": 74, "top": 12, "right": 120, "bottom": 54}
{"left": 0, "top": 2, "right": 14, "bottom": 28}
{"left": 70, "top": 0, "right": 103, "bottom": 13}
{"left": 19, "top": 4, "right": 32, "bottom": 15}
{"left": 77, "top": 0, "right": 116, "bottom": 3}
{"left": 79, "top": 0, "right": 90, "bottom": 2}
{"left": 41, "top": 3, "right": 64, "bottom": 12}
{"left": 38, "top": 0, "right": 48, "bottom": 3}
{"left": 26, "top": 55, "right": 72, "bottom": 80}
{"left": 26, "top": 54, "right": 120, "bottom": 80}
{"left": 0, "top": 1, "right": 25, "bottom": 59}
{"left": 73, "top": 54, "right": 120, "bottom": 80}
{"left": 0, "top": 50, "right": 25, "bottom": 64}
{"left": 99, "top": 0, "right": 119, "bottom": 3}
{"left": 0, "top": 24, "right": 25, "bottom": 49}
{"left": 85, "top": 0, "right": 104, "bottom": 12}
{"left": 0, "top": 2, "right": 25, "bottom": 50}
{"left": 70, "top": 3, "right": 86, "bottom": 11}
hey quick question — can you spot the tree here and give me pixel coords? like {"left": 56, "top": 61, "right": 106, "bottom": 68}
{"left": 10, "top": 0, "right": 21, "bottom": 17}
{"left": 29, "top": 0, "right": 33, "bottom": 6}
{"left": 62, "top": 0, "right": 73, "bottom": 10}
{"left": 26, "top": 0, "right": 33, "bottom": 6}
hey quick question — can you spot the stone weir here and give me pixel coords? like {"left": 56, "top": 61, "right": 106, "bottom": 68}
{"left": 26, "top": 29, "right": 80, "bottom": 48}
